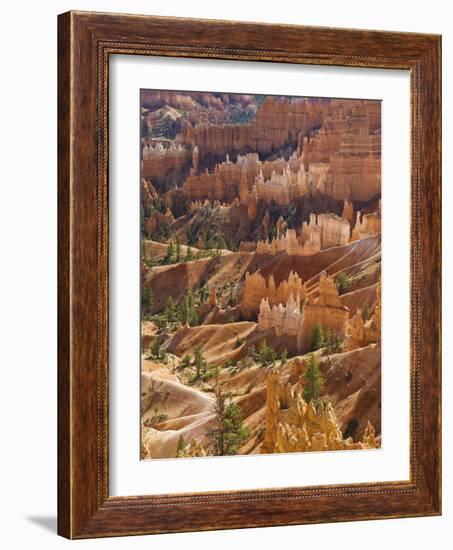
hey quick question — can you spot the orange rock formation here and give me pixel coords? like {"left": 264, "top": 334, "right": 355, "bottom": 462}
{"left": 141, "top": 141, "right": 191, "bottom": 180}
{"left": 261, "top": 367, "right": 378, "bottom": 454}
{"left": 257, "top": 272, "right": 350, "bottom": 353}
{"left": 242, "top": 270, "right": 307, "bottom": 316}
{"left": 347, "top": 284, "right": 381, "bottom": 349}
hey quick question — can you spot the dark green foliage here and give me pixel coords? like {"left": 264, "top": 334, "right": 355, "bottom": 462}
{"left": 180, "top": 354, "right": 192, "bottom": 369}
{"left": 323, "top": 329, "right": 344, "bottom": 355}
{"left": 193, "top": 347, "right": 208, "bottom": 381}
{"left": 141, "top": 286, "right": 154, "bottom": 319}
{"left": 140, "top": 204, "right": 146, "bottom": 234}
{"left": 166, "top": 240, "right": 175, "bottom": 262}
{"left": 280, "top": 348, "right": 288, "bottom": 363}
{"left": 335, "top": 272, "right": 352, "bottom": 294}
{"left": 164, "top": 295, "right": 177, "bottom": 324}
{"left": 175, "top": 236, "right": 181, "bottom": 262}
{"left": 362, "top": 303, "right": 371, "bottom": 321}
{"left": 209, "top": 382, "right": 250, "bottom": 456}
{"left": 178, "top": 289, "right": 199, "bottom": 327}
{"left": 254, "top": 338, "right": 277, "bottom": 366}
{"left": 311, "top": 324, "right": 344, "bottom": 354}
{"left": 175, "top": 435, "right": 186, "bottom": 458}
{"left": 302, "top": 353, "right": 324, "bottom": 403}
{"left": 150, "top": 337, "right": 167, "bottom": 361}
{"left": 198, "top": 286, "right": 209, "bottom": 303}
{"left": 311, "top": 323, "right": 325, "bottom": 351}
{"left": 185, "top": 246, "right": 193, "bottom": 262}
{"left": 234, "top": 337, "right": 245, "bottom": 349}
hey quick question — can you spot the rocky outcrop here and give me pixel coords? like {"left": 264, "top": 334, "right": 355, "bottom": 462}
{"left": 254, "top": 228, "right": 317, "bottom": 256}
{"left": 242, "top": 270, "right": 307, "bottom": 316}
{"left": 301, "top": 212, "right": 351, "bottom": 249}
{"left": 298, "top": 272, "right": 349, "bottom": 352}
{"left": 346, "top": 284, "right": 381, "bottom": 349}
{"left": 144, "top": 207, "right": 174, "bottom": 238}
{"left": 141, "top": 141, "right": 191, "bottom": 180}
{"left": 258, "top": 294, "right": 303, "bottom": 337}
{"left": 351, "top": 209, "right": 381, "bottom": 242}
{"left": 249, "top": 212, "right": 350, "bottom": 258}
{"left": 256, "top": 272, "right": 350, "bottom": 354}
{"left": 261, "top": 367, "right": 378, "bottom": 454}
{"left": 342, "top": 198, "right": 354, "bottom": 222}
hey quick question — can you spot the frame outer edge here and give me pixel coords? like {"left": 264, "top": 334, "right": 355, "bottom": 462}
{"left": 57, "top": 10, "right": 442, "bottom": 538}
{"left": 57, "top": 11, "right": 73, "bottom": 539}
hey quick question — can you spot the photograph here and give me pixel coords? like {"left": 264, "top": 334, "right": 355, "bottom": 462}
{"left": 140, "top": 90, "right": 382, "bottom": 459}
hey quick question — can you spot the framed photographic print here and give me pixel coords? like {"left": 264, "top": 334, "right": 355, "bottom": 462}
{"left": 58, "top": 11, "right": 441, "bottom": 538}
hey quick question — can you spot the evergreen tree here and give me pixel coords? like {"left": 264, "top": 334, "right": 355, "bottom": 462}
{"left": 164, "top": 295, "right": 177, "bottom": 324}
{"left": 180, "top": 354, "right": 191, "bottom": 369}
{"left": 151, "top": 337, "right": 166, "bottom": 361}
{"left": 335, "top": 272, "right": 351, "bottom": 294}
{"left": 166, "top": 240, "right": 175, "bottom": 262}
{"left": 280, "top": 348, "right": 288, "bottom": 363}
{"left": 198, "top": 286, "right": 209, "bottom": 303}
{"left": 179, "top": 289, "right": 199, "bottom": 326}
{"left": 324, "top": 329, "right": 344, "bottom": 354}
{"left": 311, "top": 323, "right": 325, "bottom": 351}
{"left": 216, "top": 236, "right": 228, "bottom": 250}
{"left": 175, "top": 236, "right": 181, "bottom": 262}
{"left": 140, "top": 204, "right": 146, "bottom": 235}
{"left": 141, "top": 286, "right": 154, "bottom": 318}
{"left": 175, "top": 435, "right": 186, "bottom": 458}
{"left": 185, "top": 246, "right": 193, "bottom": 262}
{"left": 302, "top": 353, "right": 324, "bottom": 403}
{"left": 209, "top": 382, "right": 250, "bottom": 456}
{"left": 362, "top": 303, "right": 371, "bottom": 321}
{"left": 254, "top": 338, "right": 277, "bottom": 366}
{"left": 193, "top": 347, "right": 208, "bottom": 380}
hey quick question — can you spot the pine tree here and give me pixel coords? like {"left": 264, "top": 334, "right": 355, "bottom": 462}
{"left": 141, "top": 286, "right": 154, "bottom": 318}
{"left": 179, "top": 289, "right": 198, "bottom": 327}
{"left": 140, "top": 204, "right": 146, "bottom": 235}
{"left": 164, "top": 295, "right": 177, "bottom": 324}
{"left": 185, "top": 246, "right": 193, "bottom": 261}
{"left": 311, "top": 323, "right": 325, "bottom": 351}
{"left": 228, "top": 286, "right": 235, "bottom": 307}
{"left": 209, "top": 382, "right": 250, "bottom": 455}
{"left": 175, "top": 236, "right": 181, "bottom": 262}
{"left": 178, "top": 296, "right": 188, "bottom": 325}
{"left": 254, "top": 338, "right": 277, "bottom": 366}
{"left": 181, "top": 354, "right": 191, "bottom": 369}
{"left": 166, "top": 240, "right": 174, "bottom": 261}
{"left": 175, "top": 435, "right": 186, "bottom": 458}
{"left": 280, "top": 348, "right": 288, "bottom": 363}
{"left": 302, "top": 353, "right": 324, "bottom": 403}
{"left": 151, "top": 337, "right": 166, "bottom": 361}
{"left": 193, "top": 347, "right": 208, "bottom": 380}
{"left": 335, "top": 272, "right": 351, "bottom": 294}
{"left": 324, "top": 329, "right": 344, "bottom": 354}
{"left": 198, "top": 286, "right": 208, "bottom": 303}
{"left": 362, "top": 303, "right": 371, "bottom": 321}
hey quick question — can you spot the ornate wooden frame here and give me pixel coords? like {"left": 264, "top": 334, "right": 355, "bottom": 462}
{"left": 58, "top": 11, "right": 441, "bottom": 539}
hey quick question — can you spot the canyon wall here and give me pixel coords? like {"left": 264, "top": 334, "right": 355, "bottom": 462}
{"left": 180, "top": 97, "right": 379, "bottom": 162}
{"left": 261, "top": 367, "right": 378, "bottom": 454}
{"left": 141, "top": 141, "right": 192, "bottom": 180}
{"left": 249, "top": 213, "right": 350, "bottom": 257}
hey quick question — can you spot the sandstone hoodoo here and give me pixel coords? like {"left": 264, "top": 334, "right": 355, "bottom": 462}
{"left": 140, "top": 89, "right": 382, "bottom": 459}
